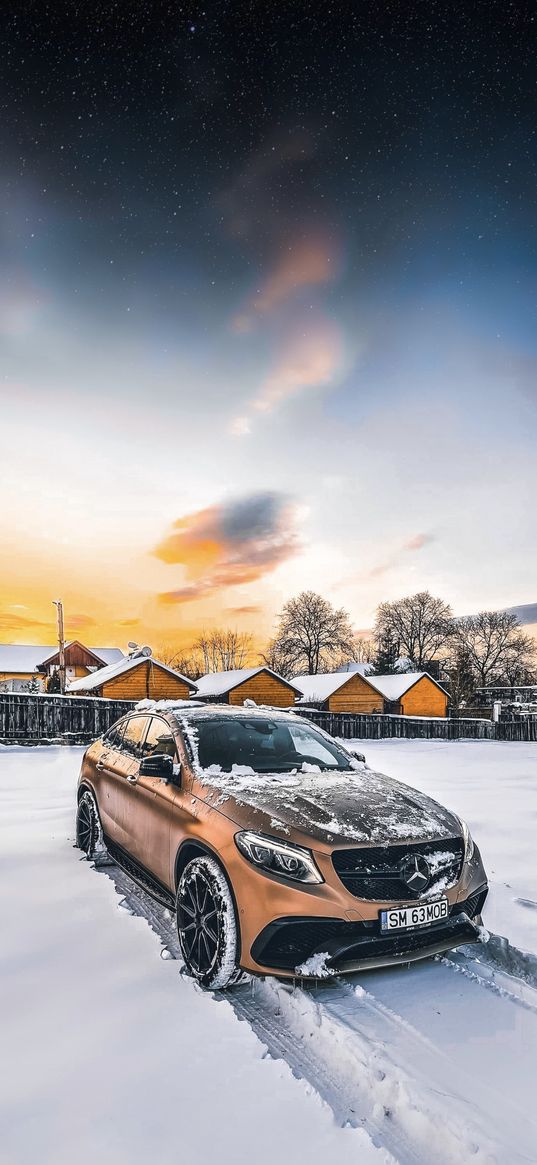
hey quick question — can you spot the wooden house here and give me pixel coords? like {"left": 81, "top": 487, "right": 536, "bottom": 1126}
{"left": 193, "top": 667, "right": 301, "bottom": 708}
{"left": 0, "top": 641, "right": 122, "bottom": 692}
{"left": 294, "top": 671, "right": 384, "bottom": 714}
{"left": 295, "top": 670, "right": 448, "bottom": 718}
{"left": 67, "top": 653, "right": 195, "bottom": 701}
{"left": 365, "top": 672, "right": 449, "bottom": 717}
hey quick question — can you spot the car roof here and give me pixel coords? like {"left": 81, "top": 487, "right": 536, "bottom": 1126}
{"left": 133, "top": 699, "right": 302, "bottom": 725}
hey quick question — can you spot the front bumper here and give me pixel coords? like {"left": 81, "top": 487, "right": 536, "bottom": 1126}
{"left": 251, "top": 884, "right": 488, "bottom": 975}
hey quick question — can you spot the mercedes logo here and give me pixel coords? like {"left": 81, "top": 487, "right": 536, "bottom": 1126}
{"left": 400, "top": 853, "right": 430, "bottom": 895}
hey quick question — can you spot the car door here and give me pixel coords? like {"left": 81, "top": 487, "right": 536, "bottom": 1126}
{"left": 102, "top": 714, "right": 150, "bottom": 851}
{"left": 93, "top": 717, "right": 131, "bottom": 839}
{"left": 123, "top": 715, "right": 180, "bottom": 888}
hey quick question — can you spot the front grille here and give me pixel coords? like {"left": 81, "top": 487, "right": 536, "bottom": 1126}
{"left": 332, "top": 837, "right": 465, "bottom": 901}
{"left": 251, "top": 911, "right": 478, "bottom": 973}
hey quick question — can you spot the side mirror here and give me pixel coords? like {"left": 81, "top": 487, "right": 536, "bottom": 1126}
{"left": 139, "top": 753, "right": 175, "bottom": 781}
{"left": 348, "top": 747, "right": 366, "bottom": 764}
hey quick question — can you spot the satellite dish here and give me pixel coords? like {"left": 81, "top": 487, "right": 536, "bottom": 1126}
{"left": 140, "top": 645, "right": 152, "bottom": 658}
{"left": 127, "top": 641, "right": 138, "bottom": 651}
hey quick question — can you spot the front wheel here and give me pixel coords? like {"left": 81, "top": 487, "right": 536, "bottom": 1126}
{"left": 76, "top": 789, "right": 112, "bottom": 865}
{"left": 176, "top": 856, "right": 240, "bottom": 989}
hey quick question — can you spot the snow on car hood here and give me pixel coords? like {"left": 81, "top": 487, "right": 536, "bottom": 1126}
{"left": 194, "top": 763, "right": 461, "bottom": 848}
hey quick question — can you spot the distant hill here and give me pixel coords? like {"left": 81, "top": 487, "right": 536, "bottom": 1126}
{"left": 502, "top": 602, "right": 537, "bottom": 627}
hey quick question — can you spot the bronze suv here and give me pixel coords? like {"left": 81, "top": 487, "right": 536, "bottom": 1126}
{"left": 76, "top": 703, "right": 488, "bottom": 988}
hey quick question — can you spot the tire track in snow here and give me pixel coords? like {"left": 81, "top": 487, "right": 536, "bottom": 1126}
{"left": 94, "top": 860, "right": 537, "bottom": 1165}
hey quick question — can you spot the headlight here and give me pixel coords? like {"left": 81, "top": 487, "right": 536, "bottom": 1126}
{"left": 235, "top": 831, "right": 323, "bottom": 884}
{"left": 459, "top": 818, "right": 475, "bottom": 862}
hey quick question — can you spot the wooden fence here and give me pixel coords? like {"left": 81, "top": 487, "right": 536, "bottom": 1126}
{"left": 0, "top": 692, "right": 136, "bottom": 744}
{"left": 298, "top": 708, "right": 537, "bottom": 743}
{"left": 1, "top": 693, "right": 536, "bottom": 746}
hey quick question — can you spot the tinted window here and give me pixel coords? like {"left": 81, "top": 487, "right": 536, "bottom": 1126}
{"left": 103, "top": 719, "right": 127, "bottom": 748}
{"left": 141, "top": 716, "right": 177, "bottom": 759}
{"left": 195, "top": 716, "right": 352, "bottom": 773}
{"left": 121, "top": 716, "right": 149, "bottom": 758}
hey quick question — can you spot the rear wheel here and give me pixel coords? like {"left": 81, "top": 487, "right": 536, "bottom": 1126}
{"left": 176, "top": 856, "right": 240, "bottom": 989}
{"left": 76, "top": 789, "right": 112, "bottom": 865}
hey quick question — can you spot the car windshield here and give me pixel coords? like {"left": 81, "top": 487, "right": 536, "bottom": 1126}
{"left": 194, "top": 716, "right": 354, "bottom": 774}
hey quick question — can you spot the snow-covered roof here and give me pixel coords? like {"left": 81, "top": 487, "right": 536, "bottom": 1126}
{"left": 366, "top": 672, "right": 448, "bottom": 700}
{"left": 294, "top": 672, "right": 364, "bottom": 702}
{"left": 193, "top": 667, "right": 301, "bottom": 699}
{"left": 0, "top": 643, "right": 124, "bottom": 674}
{"left": 67, "top": 654, "right": 196, "bottom": 693}
{"left": 335, "top": 661, "right": 373, "bottom": 675}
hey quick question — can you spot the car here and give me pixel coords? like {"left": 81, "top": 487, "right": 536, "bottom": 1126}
{"left": 76, "top": 702, "right": 488, "bottom": 989}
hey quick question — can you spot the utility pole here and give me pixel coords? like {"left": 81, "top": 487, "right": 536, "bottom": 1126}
{"left": 53, "top": 599, "right": 66, "bottom": 695}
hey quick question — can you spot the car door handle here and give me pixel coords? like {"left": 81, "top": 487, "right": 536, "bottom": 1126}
{"left": 126, "top": 775, "right": 138, "bottom": 784}
{"left": 96, "top": 761, "right": 106, "bottom": 771}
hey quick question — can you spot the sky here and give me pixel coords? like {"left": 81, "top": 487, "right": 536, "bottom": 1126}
{"left": 1, "top": 2, "right": 536, "bottom": 653}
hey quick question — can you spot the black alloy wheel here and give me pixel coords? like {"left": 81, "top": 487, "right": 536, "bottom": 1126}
{"left": 176, "top": 856, "right": 239, "bottom": 989}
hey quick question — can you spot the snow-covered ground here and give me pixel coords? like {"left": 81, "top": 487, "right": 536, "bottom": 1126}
{"left": 343, "top": 738, "right": 537, "bottom": 963}
{"left": 1, "top": 742, "right": 537, "bottom": 1165}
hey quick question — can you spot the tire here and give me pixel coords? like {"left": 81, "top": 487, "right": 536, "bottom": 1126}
{"left": 176, "top": 855, "right": 240, "bottom": 989}
{"left": 76, "top": 789, "right": 112, "bottom": 866}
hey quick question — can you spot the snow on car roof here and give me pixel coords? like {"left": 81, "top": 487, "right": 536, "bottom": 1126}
{"left": 194, "top": 667, "right": 301, "bottom": 698}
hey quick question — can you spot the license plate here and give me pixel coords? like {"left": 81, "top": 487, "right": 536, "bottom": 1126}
{"left": 380, "top": 897, "right": 448, "bottom": 932}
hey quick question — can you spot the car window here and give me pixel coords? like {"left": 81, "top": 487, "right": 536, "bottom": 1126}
{"left": 141, "top": 716, "right": 177, "bottom": 759}
{"left": 287, "top": 724, "right": 343, "bottom": 767}
{"left": 121, "top": 715, "right": 150, "bottom": 758}
{"left": 194, "top": 716, "right": 352, "bottom": 773}
{"left": 102, "top": 719, "right": 127, "bottom": 749}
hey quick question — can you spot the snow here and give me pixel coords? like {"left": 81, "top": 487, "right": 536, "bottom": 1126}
{"left": 67, "top": 654, "right": 195, "bottom": 693}
{"left": 342, "top": 737, "right": 537, "bottom": 963}
{"left": 0, "top": 643, "right": 123, "bottom": 673}
{"left": 193, "top": 666, "right": 301, "bottom": 699}
{"left": 294, "top": 671, "right": 365, "bottom": 701}
{"left": 2, "top": 743, "right": 537, "bottom": 1164}
{"left": 0, "top": 745, "right": 389, "bottom": 1165}
{"left": 364, "top": 672, "right": 447, "bottom": 701}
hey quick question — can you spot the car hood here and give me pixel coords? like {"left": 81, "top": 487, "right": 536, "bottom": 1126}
{"left": 194, "top": 763, "right": 461, "bottom": 849}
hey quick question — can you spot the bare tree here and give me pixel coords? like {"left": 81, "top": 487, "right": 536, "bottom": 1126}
{"left": 259, "top": 639, "right": 297, "bottom": 680}
{"left": 270, "top": 591, "right": 355, "bottom": 675}
{"left": 374, "top": 591, "right": 453, "bottom": 670}
{"left": 193, "top": 628, "right": 253, "bottom": 673}
{"left": 156, "top": 644, "right": 205, "bottom": 680}
{"left": 454, "top": 611, "right": 536, "bottom": 688}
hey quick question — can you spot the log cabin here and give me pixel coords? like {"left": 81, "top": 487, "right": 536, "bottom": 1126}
{"left": 295, "top": 670, "right": 448, "bottom": 717}
{"left": 366, "top": 673, "right": 449, "bottom": 717}
{"left": 193, "top": 667, "right": 302, "bottom": 708}
{"left": 67, "top": 654, "right": 195, "bottom": 701}
{"left": 0, "top": 641, "right": 123, "bottom": 692}
{"left": 294, "top": 671, "right": 385, "bottom": 714}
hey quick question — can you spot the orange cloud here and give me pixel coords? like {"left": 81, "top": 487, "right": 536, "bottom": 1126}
{"left": 233, "top": 237, "right": 340, "bottom": 332}
{"left": 255, "top": 316, "right": 343, "bottom": 414}
{"left": 155, "top": 492, "right": 299, "bottom": 604}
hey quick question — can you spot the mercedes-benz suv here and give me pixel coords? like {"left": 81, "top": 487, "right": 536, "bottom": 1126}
{"left": 76, "top": 702, "right": 488, "bottom": 988}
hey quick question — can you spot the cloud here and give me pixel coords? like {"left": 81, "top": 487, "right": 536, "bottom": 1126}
{"left": 230, "top": 315, "right": 345, "bottom": 434}
{"left": 232, "top": 236, "right": 341, "bottom": 332}
{"left": 65, "top": 614, "right": 96, "bottom": 630}
{"left": 155, "top": 492, "right": 300, "bottom": 604}
{"left": 404, "top": 533, "right": 435, "bottom": 552}
{"left": 361, "top": 532, "right": 436, "bottom": 581}
{"left": 225, "top": 605, "right": 262, "bottom": 615}
{"left": 0, "top": 612, "right": 51, "bottom": 633}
